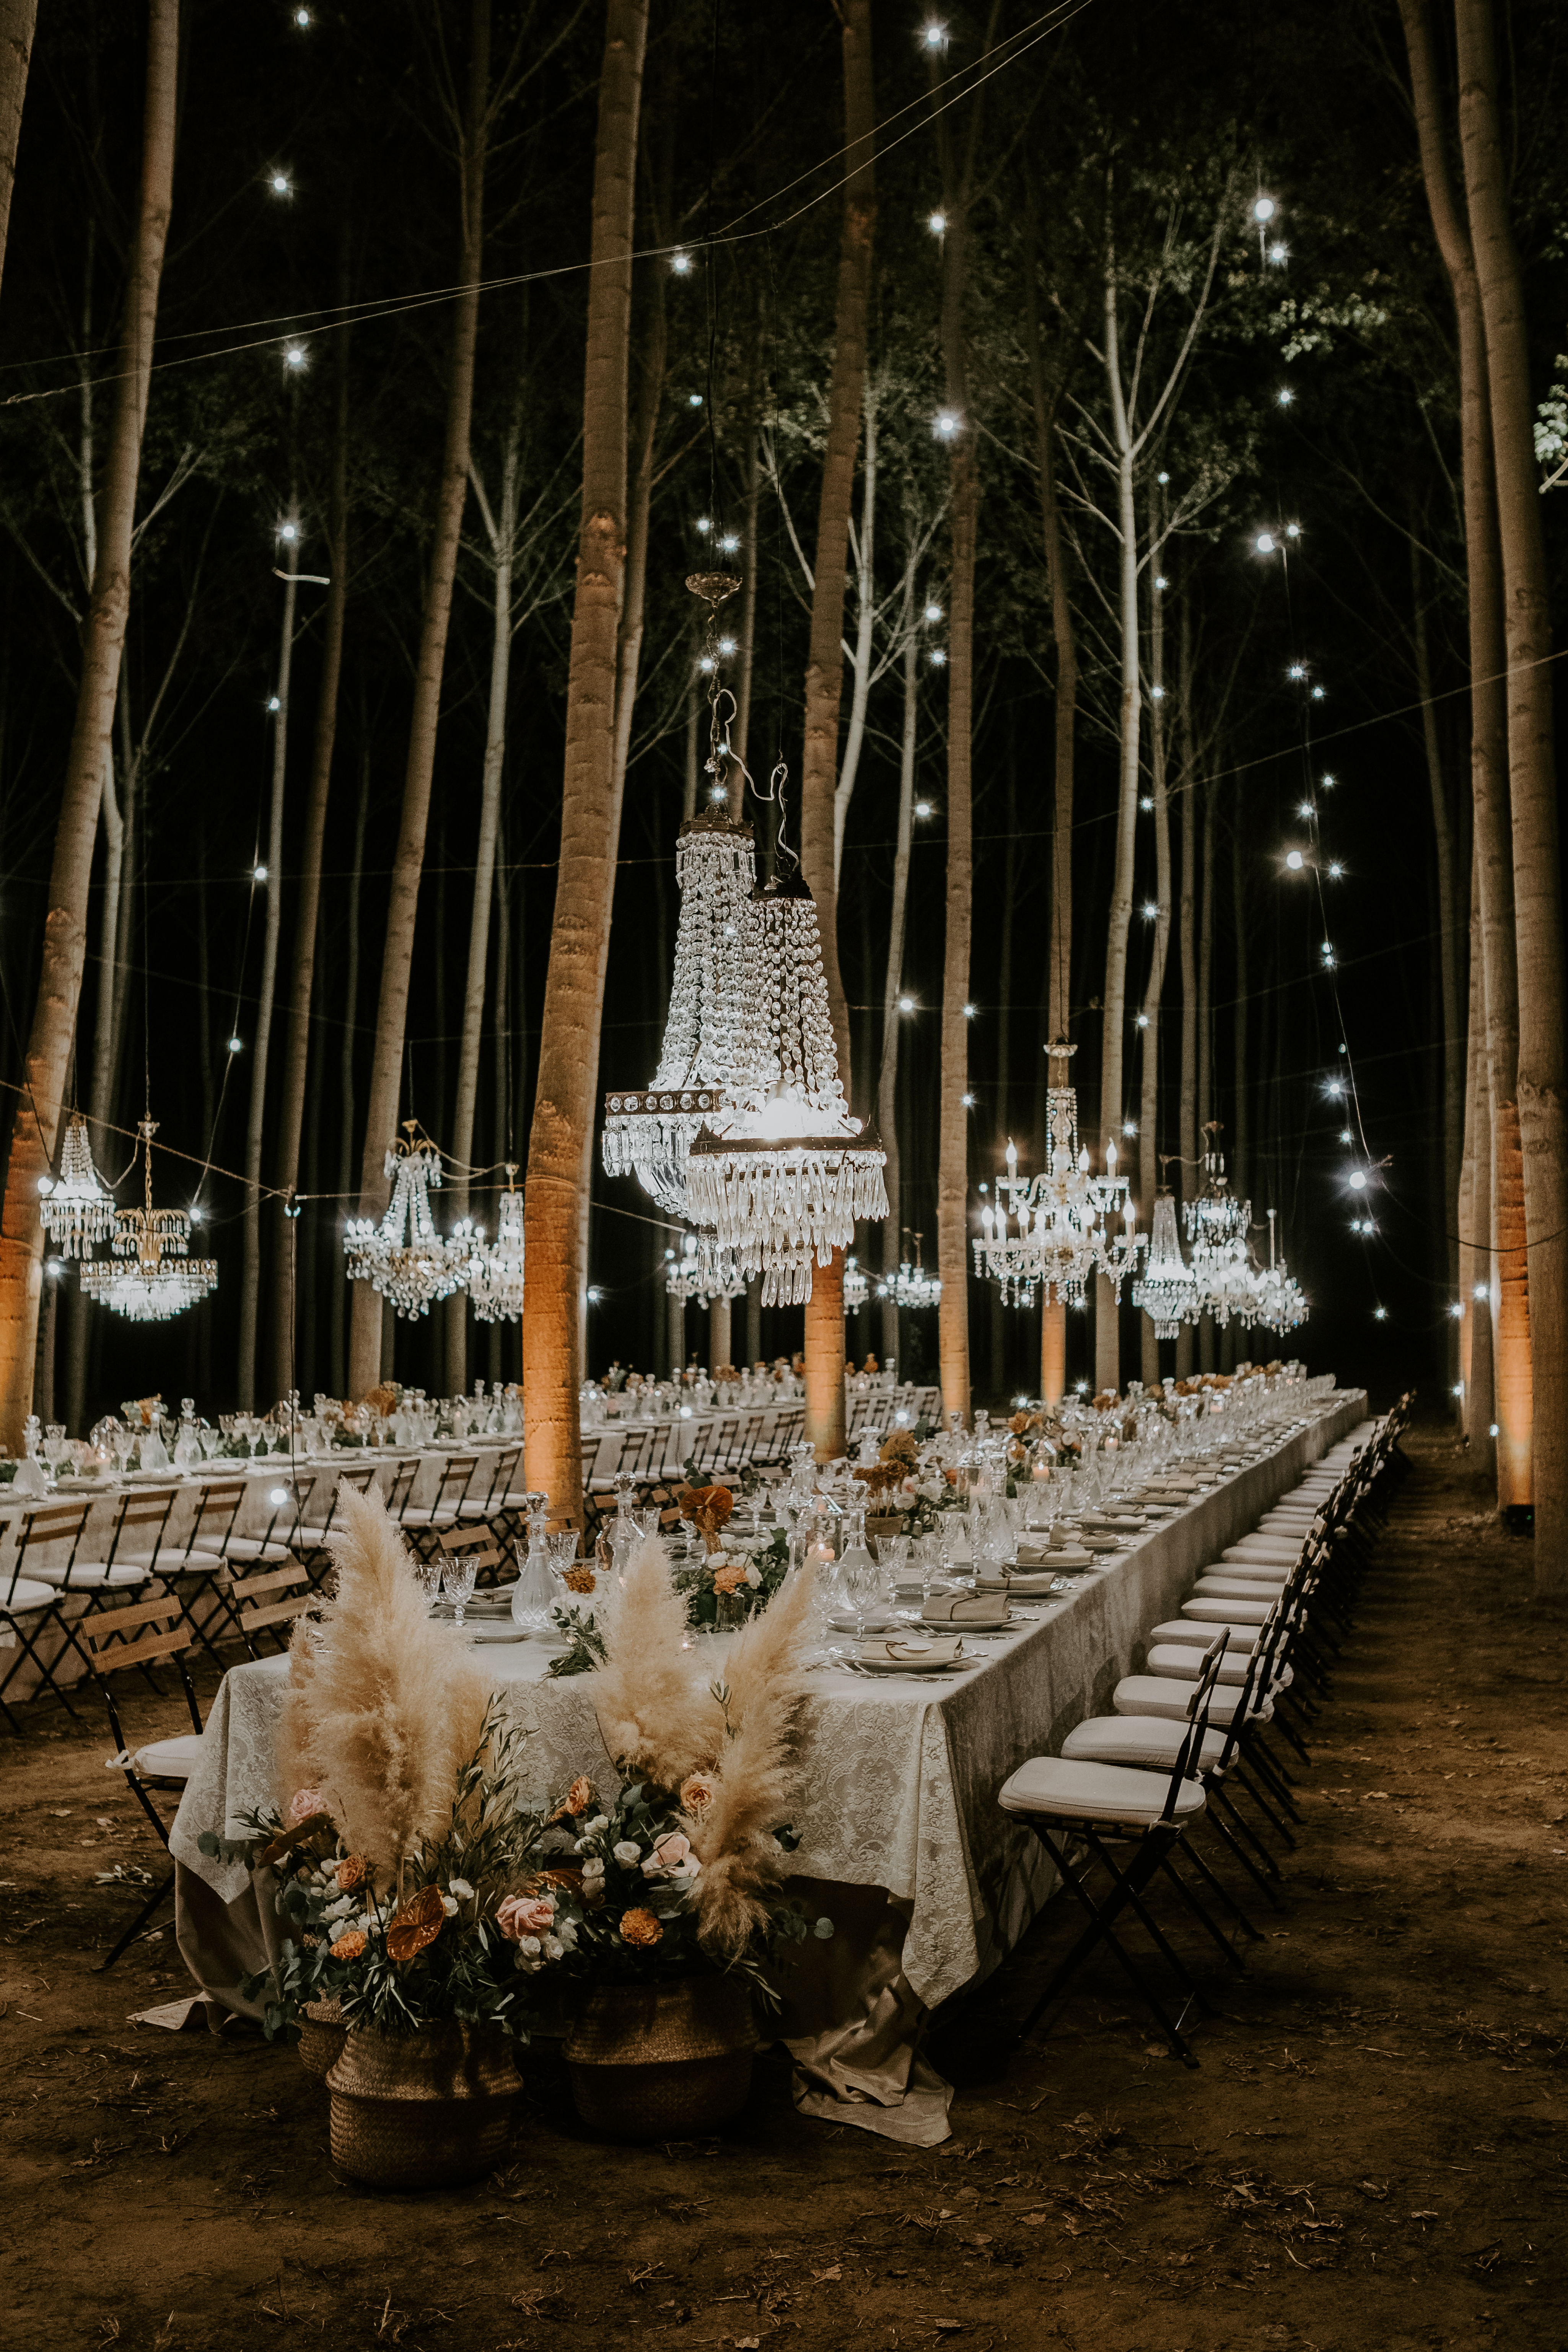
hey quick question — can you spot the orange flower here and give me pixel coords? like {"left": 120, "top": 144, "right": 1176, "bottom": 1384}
{"left": 329, "top": 1929, "right": 366, "bottom": 1961}
{"left": 619, "top": 1907, "right": 663, "bottom": 1948}
{"left": 334, "top": 1854, "right": 366, "bottom": 1891}
{"left": 563, "top": 1565, "right": 597, "bottom": 1595}
{"left": 712, "top": 1561, "right": 749, "bottom": 1596}
{"left": 679, "top": 1773, "right": 716, "bottom": 1816}
{"left": 385, "top": 1882, "right": 445, "bottom": 1963}
{"left": 566, "top": 1775, "right": 595, "bottom": 1816}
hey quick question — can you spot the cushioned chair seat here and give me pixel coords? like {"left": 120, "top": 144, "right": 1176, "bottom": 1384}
{"left": 998, "top": 1754, "right": 1205, "bottom": 1827}
{"left": 1181, "top": 1595, "right": 1276, "bottom": 1625}
{"left": 1223, "top": 1541, "right": 1301, "bottom": 1564}
{"left": 1202, "top": 1561, "right": 1293, "bottom": 1585}
{"left": 1063, "top": 1715, "right": 1229, "bottom": 1773}
{"left": 1114, "top": 1675, "right": 1267, "bottom": 1724}
{"left": 1147, "top": 1642, "right": 1254, "bottom": 1683}
{"left": 3, "top": 1576, "right": 62, "bottom": 1613}
{"left": 120, "top": 1549, "right": 227, "bottom": 1576}
{"left": 131, "top": 1732, "right": 205, "bottom": 1779}
{"left": 1150, "top": 1616, "right": 1260, "bottom": 1648}
{"left": 1193, "top": 1573, "right": 1288, "bottom": 1599}
{"left": 400, "top": 1506, "right": 462, "bottom": 1528}
{"left": 29, "top": 1560, "right": 151, "bottom": 1590}
{"left": 221, "top": 1537, "right": 291, "bottom": 1563}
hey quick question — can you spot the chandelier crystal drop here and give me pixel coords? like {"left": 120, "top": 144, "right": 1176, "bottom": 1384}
{"left": 664, "top": 1228, "right": 747, "bottom": 1305}
{"left": 1133, "top": 1192, "right": 1198, "bottom": 1338}
{"left": 80, "top": 1117, "right": 217, "bottom": 1321}
{"left": 344, "top": 1123, "right": 474, "bottom": 1321}
{"left": 37, "top": 1111, "right": 117, "bottom": 1256}
{"left": 601, "top": 808, "right": 755, "bottom": 1214}
{"left": 877, "top": 1231, "right": 941, "bottom": 1310}
{"left": 461, "top": 1166, "right": 525, "bottom": 1324}
{"left": 684, "top": 870, "right": 888, "bottom": 1307}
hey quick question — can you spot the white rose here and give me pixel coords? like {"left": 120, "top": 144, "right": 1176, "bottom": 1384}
{"left": 581, "top": 1856, "right": 605, "bottom": 1880}
{"left": 556, "top": 1919, "right": 578, "bottom": 1948}
{"left": 440, "top": 1893, "right": 459, "bottom": 1918}
{"left": 586, "top": 1814, "right": 610, "bottom": 1834}
{"left": 448, "top": 1878, "right": 474, "bottom": 1902}
{"left": 744, "top": 1564, "right": 761, "bottom": 1588}
{"left": 612, "top": 1839, "right": 642, "bottom": 1866}
{"left": 520, "top": 1934, "right": 541, "bottom": 1955}
{"left": 542, "top": 1935, "right": 563, "bottom": 1960}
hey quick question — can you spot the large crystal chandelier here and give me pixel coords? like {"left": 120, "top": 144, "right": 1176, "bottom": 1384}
{"left": 876, "top": 1231, "right": 941, "bottom": 1310}
{"left": 344, "top": 1122, "right": 474, "bottom": 1321}
{"left": 462, "top": 1166, "right": 525, "bottom": 1324}
{"left": 684, "top": 866, "right": 888, "bottom": 1306}
{"left": 970, "top": 1042, "right": 1143, "bottom": 1308}
{"left": 664, "top": 1228, "right": 747, "bottom": 1305}
{"left": 602, "top": 807, "right": 754, "bottom": 1215}
{"left": 37, "top": 1112, "right": 117, "bottom": 1256}
{"left": 80, "top": 1117, "right": 217, "bottom": 1322}
{"left": 1182, "top": 1131, "right": 1254, "bottom": 1331}
{"left": 1133, "top": 1192, "right": 1198, "bottom": 1337}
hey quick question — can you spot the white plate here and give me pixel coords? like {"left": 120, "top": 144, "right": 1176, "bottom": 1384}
{"left": 465, "top": 1621, "right": 528, "bottom": 1643}
{"left": 827, "top": 1611, "right": 901, "bottom": 1634}
{"left": 918, "top": 1611, "right": 1011, "bottom": 1632}
{"left": 855, "top": 1647, "right": 971, "bottom": 1676}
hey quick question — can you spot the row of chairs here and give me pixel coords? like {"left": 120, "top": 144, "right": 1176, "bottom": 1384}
{"left": 998, "top": 1397, "right": 1412, "bottom": 2065}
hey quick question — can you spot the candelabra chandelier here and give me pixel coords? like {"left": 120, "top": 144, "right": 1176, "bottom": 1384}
{"left": 80, "top": 1117, "right": 217, "bottom": 1322}
{"left": 970, "top": 1042, "right": 1143, "bottom": 1308}
{"left": 877, "top": 1231, "right": 941, "bottom": 1310}
{"left": 1183, "top": 1129, "right": 1250, "bottom": 1252}
{"left": 1133, "top": 1192, "right": 1199, "bottom": 1338}
{"left": 37, "top": 1111, "right": 117, "bottom": 1256}
{"left": 344, "top": 1122, "right": 474, "bottom": 1321}
{"left": 664, "top": 1228, "right": 747, "bottom": 1306}
{"left": 462, "top": 1166, "right": 525, "bottom": 1324}
{"left": 842, "top": 1254, "right": 868, "bottom": 1311}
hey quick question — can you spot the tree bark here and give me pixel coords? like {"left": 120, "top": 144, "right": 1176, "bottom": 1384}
{"left": 1400, "top": 0, "right": 1529, "bottom": 1513}
{"left": 521, "top": 0, "right": 648, "bottom": 1521}
{"left": 0, "top": 0, "right": 177, "bottom": 1454}
{"left": 1138, "top": 529, "right": 1172, "bottom": 1388}
{"left": 878, "top": 628, "right": 917, "bottom": 1373}
{"left": 348, "top": 0, "right": 490, "bottom": 1400}
{"left": 0, "top": 0, "right": 36, "bottom": 305}
{"left": 1461, "top": 854, "right": 1496, "bottom": 1466}
{"left": 832, "top": 382, "right": 878, "bottom": 883}
{"left": 1411, "top": 528, "right": 1464, "bottom": 1400}
{"left": 730, "top": 429, "right": 760, "bottom": 814}
{"left": 1454, "top": 0, "right": 1566, "bottom": 1573}
{"left": 273, "top": 308, "right": 350, "bottom": 1400}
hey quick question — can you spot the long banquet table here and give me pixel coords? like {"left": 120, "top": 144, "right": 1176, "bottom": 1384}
{"left": 168, "top": 1383, "right": 1369, "bottom": 2145}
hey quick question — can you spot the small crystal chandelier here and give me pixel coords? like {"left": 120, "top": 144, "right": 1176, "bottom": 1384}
{"left": 461, "top": 1166, "right": 525, "bottom": 1324}
{"left": 877, "top": 1231, "right": 941, "bottom": 1310}
{"left": 37, "top": 1111, "right": 117, "bottom": 1256}
{"left": 842, "top": 1254, "right": 868, "bottom": 1311}
{"left": 685, "top": 865, "right": 888, "bottom": 1305}
{"left": 1250, "top": 1208, "right": 1309, "bottom": 1334}
{"left": 1133, "top": 1192, "right": 1198, "bottom": 1338}
{"left": 664, "top": 1228, "right": 747, "bottom": 1306}
{"left": 1183, "top": 1128, "right": 1250, "bottom": 1253}
{"left": 970, "top": 1042, "right": 1143, "bottom": 1308}
{"left": 80, "top": 1118, "right": 217, "bottom": 1322}
{"left": 344, "top": 1122, "right": 474, "bottom": 1321}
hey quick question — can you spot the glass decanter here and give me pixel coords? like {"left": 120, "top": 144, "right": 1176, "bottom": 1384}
{"left": 510, "top": 1491, "right": 556, "bottom": 1633}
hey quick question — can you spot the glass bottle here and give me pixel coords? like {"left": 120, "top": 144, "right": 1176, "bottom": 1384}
{"left": 834, "top": 1500, "right": 880, "bottom": 1642}
{"left": 511, "top": 1491, "right": 556, "bottom": 1632}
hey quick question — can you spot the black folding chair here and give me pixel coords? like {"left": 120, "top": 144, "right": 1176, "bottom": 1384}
{"left": 0, "top": 1502, "right": 103, "bottom": 1731}
{"left": 83, "top": 1599, "right": 206, "bottom": 1968}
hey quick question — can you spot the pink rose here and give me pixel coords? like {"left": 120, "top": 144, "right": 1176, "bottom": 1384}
{"left": 288, "top": 1788, "right": 327, "bottom": 1823}
{"left": 495, "top": 1893, "right": 556, "bottom": 1942}
{"left": 642, "top": 1830, "right": 699, "bottom": 1882}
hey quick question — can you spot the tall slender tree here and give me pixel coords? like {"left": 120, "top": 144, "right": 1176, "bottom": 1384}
{"left": 0, "top": 0, "right": 34, "bottom": 305}
{"left": 521, "top": 0, "right": 648, "bottom": 1521}
{"left": 0, "top": 0, "right": 177, "bottom": 1452}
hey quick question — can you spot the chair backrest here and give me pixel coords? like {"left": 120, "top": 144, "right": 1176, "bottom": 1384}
{"left": 103, "top": 1487, "right": 179, "bottom": 1567}
{"left": 12, "top": 1499, "right": 93, "bottom": 1596}
{"left": 1164, "top": 1634, "right": 1229, "bottom": 1816}
{"left": 477, "top": 1443, "right": 521, "bottom": 1511}
{"left": 735, "top": 1411, "right": 769, "bottom": 1469}
{"left": 617, "top": 1427, "right": 654, "bottom": 1477}
{"left": 81, "top": 1596, "right": 202, "bottom": 1773}
{"left": 432, "top": 1454, "right": 479, "bottom": 1511}
{"left": 231, "top": 1557, "right": 315, "bottom": 1650}
{"left": 189, "top": 1478, "right": 247, "bottom": 1552}
{"left": 383, "top": 1460, "right": 419, "bottom": 1519}
{"left": 438, "top": 1523, "right": 503, "bottom": 1579}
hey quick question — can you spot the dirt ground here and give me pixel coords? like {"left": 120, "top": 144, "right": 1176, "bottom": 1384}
{"left": 3, "top": 1409, "right": 1565, "bottom": 2352}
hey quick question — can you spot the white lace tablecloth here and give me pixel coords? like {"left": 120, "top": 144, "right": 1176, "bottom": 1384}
{"left": 170, "top": 1389, "right": 1369, "bottom": 2139}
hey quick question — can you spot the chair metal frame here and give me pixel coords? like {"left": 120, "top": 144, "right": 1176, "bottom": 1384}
{"left": 83, "top": 1598, "right": 205, "bottom": 1968}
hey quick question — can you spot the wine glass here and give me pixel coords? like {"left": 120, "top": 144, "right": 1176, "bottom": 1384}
{"left": 412, "top": 1555, "right": 441, "bottom": 1612}
{"left": 441, "top": 1554, "right": 478, "bottom": 1631}
{"left": 871, "top": 1532, "right": 910, "bottom": 1614}
{"left": 843, "top": 1550, "right": 880, "bottom": 1648}
{"left": 546, "top": 1530, "right": 580, "bottom": 1587}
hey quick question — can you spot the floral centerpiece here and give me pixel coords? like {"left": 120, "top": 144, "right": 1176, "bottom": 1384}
{"left": 669, "top": 1481, "right": 789, "bottom": 1628}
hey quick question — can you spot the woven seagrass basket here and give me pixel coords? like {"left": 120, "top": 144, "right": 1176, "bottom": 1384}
{"left": 564, "top": 1974, "right": 756, "bottom": 2140}
{"left": 326, "top": 2022, "right": 519, "bottom": 2188}
{"left": 297, "top": 1997, "right": 346, "bottom": 2081}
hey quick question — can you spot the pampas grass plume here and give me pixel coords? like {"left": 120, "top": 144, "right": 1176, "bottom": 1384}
{"left": 592, "top": 1533, "right": 714, "bottom": 1782}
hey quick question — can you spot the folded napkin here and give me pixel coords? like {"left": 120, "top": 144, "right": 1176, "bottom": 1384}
{"left": 921, "top": 1592, "right": 1010, "bottom": 1624}
{"left": 857, "top": 1635, "right": 964, "bottom": 1668}
{"left": 1006, "top": 1570, "right": 1070, "bottom": 1595}
{"left": 1080, "top": 1510, "right": 1146, "bottom": 1530}
{"left": 1045, "top": 1545, "right": 1093, "bottom": 1568}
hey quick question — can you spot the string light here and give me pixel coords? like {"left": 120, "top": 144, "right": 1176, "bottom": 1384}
{"left": 927, "top": 210, "right": 946, "bottom": 235}
{"left": 1285, "top": 850, "right": 1304, "bottom": 870}
{"left": 687, "top": 393, "right": 703, "bottom": 408}
{"left": 1122, "top": 1119, "right": 1137, "bottom": 1137}
{"left": 1287, "top": 663, "right": 1306, "bottom": 680}
{"left": 962, "top": 1003, "right": 976, "bottom": 1018}
{"left": 897, "top": 994, "right": 914, "bottom": 1012}
{"left": 1141, "top": 901, "right": 1158, "bottom": 919}
{"left": 1153, "top": 573, "right": 1168, "bottom": 590}
{"left": 1255, "top": 531, "right": 1276, "bottom": 554}
{"left": 1277, "top": 387, "right": 1294, "bottom": 406}
{"left": 283, "top": 345, "right": 306, "bottom": 369}
{"left": 933, "top": 409, "right": 960, "bottom": 440}
{"left": 1285, "top": 523, "right": 1301, "bottom": 539}
{"left": 922, "top": 19, "right": 949, "bottom": 49}
{"left": 267, "top": 694, "right": 282, "bottom": 711}
{"left": 1327, "top": 861, "right": 1343, "bottom": 879}
{"left": 1321, "top": 772, "right": 1336, "bottom": 787}
{"left": 293, "top": 6, "right": 311, "bottom": 22}
{"left": 1140, "top": 795, "right": 1154, "bottom": 810}
{"left": 718, "top": 532, "right": 739, "bottom": 553}
{"left": 227, "top": 1036, "right": 244, "bottom": 1054}
{"left": 1311, "top": 684, "right": 1325, "bottom": 699}
{"left": 1254, "top": 196, "right": 1277, "bottom": 222}
{"left": 924, "top": 602, "right": 943, "bottom": 622}
{"left": 253, "top": 863, "right": 269, "bottom": 882}
{"left": 1297, "top": 801, "right": 1314, "bottom": 818}
{"left": 929, "top": 647, "right": 947, "bottom": 666}
{"left": 1449, "top": 1301, "right": 1464, "bottom": 1320}
{"left": 269, "top": 171, "right": 292, "bottom": 197}
{"left": 671, "top": 249, "right": 692, "bottom": 275}
{"left": 278, "top": 522, "right": 297, "bottom": 543}
{"left": 1374, "top": 1306, "right": 1388, "bottom": 1321}
{"left": 1268, "top": 242, "right": 1289, "bottom": 265}
{"left": 1473, "top": 1283, "right": 1490, "bottom": 1300}
{"left": 695, "top": 517, "right": 712, "bottom": 535}
{"left": 914, "top": 800, "right": 932, "bottom": 818}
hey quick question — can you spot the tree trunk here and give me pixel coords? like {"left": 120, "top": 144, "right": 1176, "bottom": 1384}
{"left": 1023, "top": 191, "right": 1076, "bottom": 1409}
{"left": 878, "top": 629, "right": 917, "bottom": 1373}
{"left": 0, "top": 0, "right": 36, "bottom": 304}
{"left": 521, "top": 0, "right": 648, "bottom": 1521}
{"left": 332, "top": 747, "right": 370, "bottom": 1401}
{"left": 1138, "top": 532, "right": 1172, "bottom": 1388}
{"left": 1461, "top": 856, "right": 1496, "bottom": 1467}
{"left": 238, "top": 536, "right": 298, "bottom": 1410}
{"left": 444, "top": 416, "right": 519, "bottom": 1397}
{"left": 1455, "top": 0, "right": 1566, "bottom": 1574}
{"left": 1401, "top": 0, "right": 1529, "bottom": 1514}
{"left": 1096, "top": 241, "right": 1140, "bottom": 1397}
{"left": 832, "top": 382, "right": 878, "bottom": 883}
{"left": 1411, "top": 529, "right": 1464, "bottom": 1398}
{"left": 273, "top": 265, "right": 351, "bottom": 1400}
{"left": 729, "top": 430, "right": 760, "bottom": 814}
{"left": 0, "top": 0, "right": 177, "bottom": 1453}
{"left": 348, "top": 0, "right": 490, "bottom": 1400}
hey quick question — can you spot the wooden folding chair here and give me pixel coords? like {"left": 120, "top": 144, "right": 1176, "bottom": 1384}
{"left": 436, "top": 1522, "right": 506, "bottom": 1592}
{"left": 230, "top": 1554, "right": 316, "bottom": 1655}
{"left": 82, "top": 1599, "right": 206, "bottom": 1968}
{"left": 400, "top": 1455, "right": 481, "bottom": 1558}
{"left": 0, "top": 1502, "right": 104, "bottom": 1731}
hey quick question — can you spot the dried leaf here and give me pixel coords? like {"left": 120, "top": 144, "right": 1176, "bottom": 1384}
{"left": 811, "top": 2265, "right": 842, "bottom": 2282}
{"left": 386, "top": 1882, "right": 445, "bottom": 1963}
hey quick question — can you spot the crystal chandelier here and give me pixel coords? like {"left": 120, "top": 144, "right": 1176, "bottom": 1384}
{"left": 1133, "top": 1192, "right": 1198, "bottom": 1338}
{"left": 684, "top": 866, "right": 888, "bottom": 1306}
{"left": 664, "top": 1228, "right": 747, "bottom": 1305}
{"left": 877, "top": 1231, "right": 941, "bottom": 1310}
{"left": 842, "top": 1254, "right": 868, "bottom": 1311}
{"left": 37, "top": 1112, "right": 117, "bottom": 1256}
{"left": 602, "top": 806, "right": 754, "bottom": 1215}
{"left": 461, "top": 1166, "right": 525, "bottom": 1324}
{"left": 970, "top": 1042, "right": 1143, "bottom": 1308}
{"left": 1182, "top": 1129, "right": 1249, "bottom": 1253}
{"left": 344, "top": 1122, "right": 474, "bottom": 1321}
{"left": 80, "top": 1118, "right": 217, "bottom": 1322}
{"left": 1180, "top": 1131, "right": 1254, "bottom": 1331}
{"left": 1250, "top": 1208, "right": 1308, "bottom": 1334}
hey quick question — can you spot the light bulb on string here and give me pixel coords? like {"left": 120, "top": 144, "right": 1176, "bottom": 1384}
{"left": 671, "top": 249, "right": 692, "bottom": 275}
{"left": 1254, "top": 196, "right": 1276, "bottom": 222}
{"left": 915, "top": 800, "right": 933, "bottom": 818}
{"left": 1277, "top": 387, "right": 1295, "bottom": 406}
{"left": 1268, "top": 242, "right": 1289, "bottom": 265}
{"left": 922, "top": 18, "right": 949, "bottom": 49}
{"left": 927, "top": 210, "right": 946, "bottom": 235}
{"left": 227, "top": 1036, "right": 244, "bottom": 1055}
{"left": 253, "top": 863, "right": 269, "bottom": 882}
{"left": 1140, "top": 796, "right": 1154, "bottom": 811}
{"left": 283, "top": 345, "right": 306, "bottom": 370}
{"left": 1285, "top": 850, "right": 1304, "bottom": 871}
{"left": 924, "top": 603, "right": 943, "bottom": 623}
{"left": 933, "top": 409, "right": 960, "bottom": 441}
{"left": 269, "top": 171, "right": 292, "bottom": 197}
{"left": 718, "top": 533, "right": 739, "bottom": 553}
{"left": 1255, "top": 531, "right": 1276, "bottom": 554}
{"left": 929, "top": 648, "right": 947, "bottom": 667}
{"left": 1328, "top": 861, "right": 1343, "bottom": 879}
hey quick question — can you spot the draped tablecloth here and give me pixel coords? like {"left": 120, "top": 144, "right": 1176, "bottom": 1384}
{"left": 169, "top": 1387, "right": 1369, "bottom": 2143}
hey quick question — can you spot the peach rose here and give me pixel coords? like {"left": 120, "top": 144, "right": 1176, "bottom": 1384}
{"left": 495, "top": 1893, "right": 556, "bottom": 1942}
{"left": 288, "top": 1788, "right": 327, "bottom": 1823}
{"left": 329, "top": 1929, "right": 366, "bottom": 1961}
{"left": 333, "top": 1854, "right": 366, "bottom": 1891}
{"left": 565, "top": 1775, "right": 595, "bottom": 1816}
{"left": 679, "top": 1773, "right": 716, "bottom": 1816}
{"left": 619, "top": 1907, "right": 663, "bottom": 1948}
{"left": 712, "top": 1561, "right": 749, "bottom": 1595}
